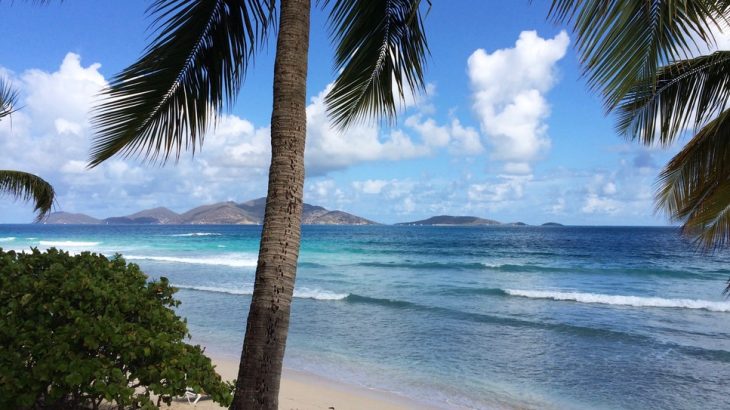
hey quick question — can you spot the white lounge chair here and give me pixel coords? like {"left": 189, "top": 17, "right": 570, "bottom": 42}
{"left": 184, "top": 388, "right": 202, "bottom": 405}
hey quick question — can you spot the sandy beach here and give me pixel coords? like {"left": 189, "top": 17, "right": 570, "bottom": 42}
{"left": 165, "top": 357, "right": 433, "bottom": 410}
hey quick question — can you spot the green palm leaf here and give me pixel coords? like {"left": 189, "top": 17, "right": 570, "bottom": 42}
{"left": 617, "top": 51, "right": 730, "bottom": 146}
{"left": 323, "top": 0, "right": 430, "bottom": 128}
{"left": 90, "top": 0, "right": 275, "bottom": 167}
{"left": 657, "top": 109, "right": 730, "bottom": 249}
{"left": 548, "top": 0, "right": 730, "bottom": 111}
{"left": 0, "top": 76, "right": 19, "bottom": 120}
{"left": 0, "top": 171, "right": 55, "bottom": 221}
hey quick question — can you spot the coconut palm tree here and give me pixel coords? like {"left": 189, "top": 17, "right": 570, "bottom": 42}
{"left": 548, "top": 0, "right": 730, "bottom": 248}
{"left": 89, "top": 0, "right": 428, "bottom": 407}
{"left": 0, "top": 76, "right": 55, "bottom": 221}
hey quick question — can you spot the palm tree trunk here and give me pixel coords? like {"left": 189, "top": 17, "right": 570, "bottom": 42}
{"left": 232, "top": 0, "right": 310, "bottom": 408}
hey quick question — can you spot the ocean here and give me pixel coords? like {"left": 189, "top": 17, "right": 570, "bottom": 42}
{"left": 1, "top": 224, "right": 729, "bottom": 409}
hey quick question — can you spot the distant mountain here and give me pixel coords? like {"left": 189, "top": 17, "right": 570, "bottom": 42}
{"left": 238, "top": 197, "right": 267, "bottom": 218}
{"left": 396, "top": 215, "right": 501, "bottom": 226}
{"left": 102, "top": 207, "right": 181, "bottom": 225}
{"left": 43, "top": 198, "right": 377, "bottom": 226}
{"left": 179, "top": 201, "right": 258, "bottom": 225}
{"left": 303, "top": 210, "right": 377, "bottom": 225}
{"left": 541, "top": 222, "right": 564, "bottom": 227}
{"left": 45, "top": 212, "right": 101, "bottom": 225}
{"left": 506, "top": 222, "right": 528, "bottom": 226}
{"left": 126, "top": 207, "right": 181, "bottom": 224}
{"left": 103, "top": 216, "right": 160, "bottom": 225}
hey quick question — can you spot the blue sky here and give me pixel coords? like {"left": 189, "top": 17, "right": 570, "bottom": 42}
{"left": 0, "top": 1, "right": 699, "bottom": 225}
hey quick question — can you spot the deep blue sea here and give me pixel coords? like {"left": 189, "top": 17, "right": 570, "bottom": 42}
{"left": 2, "top": 224, "right": 730, "bottom": 409}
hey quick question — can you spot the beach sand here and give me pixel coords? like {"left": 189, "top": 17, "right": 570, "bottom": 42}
{"left": 164, "top": 357, "right": 433, "bottom": 410}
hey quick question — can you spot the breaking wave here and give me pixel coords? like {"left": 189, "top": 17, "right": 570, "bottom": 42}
{"left": 39, "top": 240, "right": 101, "bottom": 247}
{"left": 125, "top": 254, "right": 257, "bottom": 268}
{"left": 504, "top": 289, "right": 730, "bottom": 312}
{"left": 174, "top": 284, "right": 348, "bottom": 301}
{"left": 169, "top": 232, "right": 222, "bottom": 237}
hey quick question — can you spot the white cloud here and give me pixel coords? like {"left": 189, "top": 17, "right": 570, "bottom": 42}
{"left": 549, "top": 197, "right": 566, "bottom": 214}
{"left": 0, "top": 53, "right": 275, "bottom": 220}
{"left": 467, "top": 30, "right": 569, "bottom": 173}
{"left": 405, "top": 115, "right": 450, "bottom": 147}
{"left": 468, "top": 174, "right": 532, "bottom": 203}
{"left": 449, "top": 118, "right": 483, "bottom": 155}
{"left": 304, "top": 85, "right": 431, "bottom": 173}
{"left": 23, "top": 53, "right": 105, "bottom": 136}
{"left": 603, "top": 181, "right": 617, "bottom": 195}
{"left": 304, "top": 179, "right": 347, "bottom": 209}
{"left": 352, "top": 179, "right": 389, "bottom": 194}
{"left": 399, "top": 196, "right": 416, "bottom": 214}
{"left": 405, "top": 114, "right": 484, "bottom": 155}
{"left": 206, "top": 115, "right": 271, "bottom": 169}
{"left": 581, "top": 193, "right": 621, "bottom": 215}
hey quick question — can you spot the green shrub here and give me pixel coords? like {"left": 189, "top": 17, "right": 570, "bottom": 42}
{"left": 0, "top": 248, "right": 233, "bottom": 409}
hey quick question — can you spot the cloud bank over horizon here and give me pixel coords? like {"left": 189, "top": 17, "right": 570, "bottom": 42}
{"left": 0, "top": 30, "right": 671, "bottom": 225}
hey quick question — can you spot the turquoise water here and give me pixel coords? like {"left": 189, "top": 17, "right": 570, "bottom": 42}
{"left": 2, "top": 225, "right": 730, "bottom": 409}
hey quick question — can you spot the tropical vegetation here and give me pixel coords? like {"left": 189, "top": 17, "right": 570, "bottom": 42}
{"left": 0, "top": 248, "right": 233, "bottom": 409}
{"left": 89, "top": 0, "right": 429, "bottom": 407}
{"left": 549, "top": 0, "right": 730, "bottom": 248}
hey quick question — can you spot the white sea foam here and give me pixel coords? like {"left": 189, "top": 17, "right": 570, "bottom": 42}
{"left": 0, "top": 237, "right": 15, "bottom": 242}
{"left": 170, "top": 232, "right": 222, "bottom": 237}
{"left": 173, "top": 284, "right": 348, "bottom": 301}
{"left": 4, "top": 248, "right": 82, "bottom": 256}
{"left": 125, "top": 254, "right": 257, "bottom": 268}
{"left": 295, "top": 287, "right": 350, "bottom": 300}
{"left": 39, "top": 241, "right": 101, "bottom": 247}
{"left": 505, "top": 289, "right": 730, "bottom": 312}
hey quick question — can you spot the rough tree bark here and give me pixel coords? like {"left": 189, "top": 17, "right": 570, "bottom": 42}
{"left": 232, "top": 0, "right": 311, "bottom": 408}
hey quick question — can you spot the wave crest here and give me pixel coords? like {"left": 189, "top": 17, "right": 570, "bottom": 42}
{"left": 174, "top": 284, "right": 348, "bottom": 301}
{"left": 125, "top": 254, "right": 257, "bottom": 268}
{"left": 169, "top": 232, "right": 222, "bottom": 237}
{"left": 505, "top": 289, "right": 730, "bottom": 312}
{"left": 39, "top": 240, "right": 101, "bottom": 247}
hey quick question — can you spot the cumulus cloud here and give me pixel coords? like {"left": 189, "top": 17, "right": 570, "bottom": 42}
{"left": 581, "top": 193, "right": 621, "bottom": 215}
{"left": 404, "top": 115, "right": 483, "bottom": 155}
{"left": 0, "top": 53, "right": 275, "bottom": 220}
{"left": 467, "top": 30, "right": 569, "bottom": 173}
{"left": 304, "top": 85, "right": 431, "bottom": 174}
{"left": 352, "top": 179, "right": 389, "bottom": 194}
{"left": 468, "top": 174, "right": 533, "bottom": 204}
{"left": 5, "top": 53, "right": 488, "bottom": 221}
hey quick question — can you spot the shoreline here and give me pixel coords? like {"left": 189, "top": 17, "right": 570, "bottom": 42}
{"left": 165, "top": 356, "right": 442, "bottom": 410}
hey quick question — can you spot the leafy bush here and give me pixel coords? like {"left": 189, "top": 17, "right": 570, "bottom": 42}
{"left": 0, "top": 248, "right": 232, "bottom": 409}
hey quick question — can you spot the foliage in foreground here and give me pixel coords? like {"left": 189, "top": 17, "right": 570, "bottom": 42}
{"left": 0, "top": 248, "right": 232, "bottom": 409}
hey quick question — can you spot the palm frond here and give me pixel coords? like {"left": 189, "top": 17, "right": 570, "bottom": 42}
{"left": 323, "top": 0, "right": 430, "bottom": 129}
{"left": 0, "top": 76, "right": 19, "bottom": 120}
{"left": 0, "top": 170, "right": 55, "bottom": 221}
{"left": 548, "top": 0, "right": 730, "bottom": 111}
{"left": 617, "top": 51, "right": 730, "bottom": 146}
{"left": 90, "top": 0, "right": 276, "bottom": 167}
{"left": 657, "top": 109, "right": 730, "bottom": 249}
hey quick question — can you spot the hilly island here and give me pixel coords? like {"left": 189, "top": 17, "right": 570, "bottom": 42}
{"left": 44, "top": 198, "right": 377, "bottom": 225}
{"left": 44, "top": 200, "right": 563, "bottom": 226}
